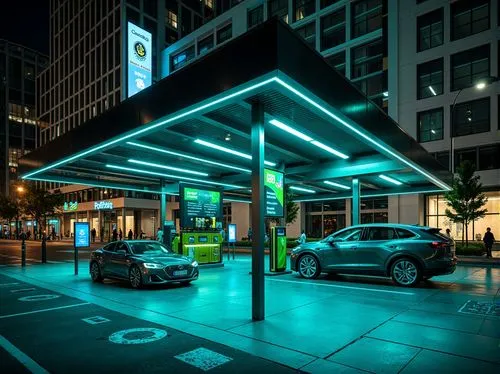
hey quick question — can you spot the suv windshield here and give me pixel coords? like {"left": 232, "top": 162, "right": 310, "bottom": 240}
{"left": 129, "top": 242, "right": 171, "bottom": 255}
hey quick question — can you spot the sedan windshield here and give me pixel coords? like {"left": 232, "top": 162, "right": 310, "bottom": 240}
{"left": 129, "top": 242, "right": 171, "bottom": 255}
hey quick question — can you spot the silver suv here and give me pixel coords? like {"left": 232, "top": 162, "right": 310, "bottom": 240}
{"left": 290, "top": 224, "right": 456, "bottom": 287}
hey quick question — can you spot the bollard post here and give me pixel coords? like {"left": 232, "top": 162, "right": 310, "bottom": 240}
{"left": 21, "top": 238, "right": 26, "bottom": 267}
{"left": 41, "top": 235, "right": 47, "bottom": 263}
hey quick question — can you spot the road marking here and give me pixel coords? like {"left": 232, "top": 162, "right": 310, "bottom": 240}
{"left": 109, "top": 328, "right": 168, "bottom": 344}
{"left": 175, "top": 348, "right": 233, "bottom": 371}
{"left": 10, "top": 288, "right": 36, "bottom": 293}
{"left": 18, "top": 295, "right": 60, "bottom": 302}
{"left": 267, "top": 278, "right": 415, "bottom": 295}
{"left": 0, "top": 283, "right": 20, "bottom": 287}
{"left": 0, "top": 334, "right": 50, "bottom": 374}
{"left": 0, "top": 302, "right": 90, "bottom": 319}
{"left": 82, "top": 316, "right": 111, "bottom": 325}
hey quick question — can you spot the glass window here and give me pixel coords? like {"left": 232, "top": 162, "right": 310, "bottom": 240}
{"left": 325, "top": 51, "right": 346, "bottom": 76}
{"left": 478, "top": 144, "right": 500, "bottom": 171}
{"left": 171, "top": 45, "right": 195, "bottom": 71}
{"left": 417, "top": 8, "right": 443, "bottom": 52}
{"left": 418, "top": 108, "right": 443, "bottom": 142}
{"left": 351, "top": 0, "right": 383, "bottom": 38}
{"left": 417, "top": 58, "right": 443, "bottom": 99}
{"left": 306, "top": 215, "right": 323, "bottom": 238}
{"left": 248, "top": 5, "right": 264, "bottom": 28}
{"left": 331, "top": 227, "right": 363, "bottom": 241}
{"left": 451, "top": 0, "right": 489, "bottom": 41}
{"left": 367, "top": 227, "right": 397, "bottom": 240}
{"left": 216, "top": 23, "right": 232, "bottom": 44}
{"left": 166, "top": 10, "right": 178, "bottom": 29}
{"left": 454, "top": 148, "right": 477, "bottom": 170}
{"left": 198, "top": 35, "right": 214, "bottom": 55}
{"left": 451, "top": 45, "right": 490, "bottom": 91}
{"left": 433, "top": 151, "right": 449, "bottom": 170}
{"left": 323, "top": 199, "right": 346, "bottom": 211}
{"left": 396, "top": 228, "right": 417, "bottom": 239}
{"left": 103, "top": 242, "right": 116, "bottom": 252}
{"left": 294, "top": 0, "right": 315, "bottom": 22}
{"left": 351, "top": 38, "right": 383, "bottom": 79}
{"left": 296, "top": 22, "right": 316, "bottom": 48}
{"left": 268, "top": 0, "right": 288, "bottom": 23}
{"left": 320, "top": 8, "right": 346, "bottom": 51}
{"left": 144, "top": 0, "right": 158, "bottom": 18}
{"left": 321, "top": 0, "right": 341, "bottom": 9}
{"left": 305, "top": 202, "right": 323, "bottom": 212}
{"left": 452, "top": 97, "right": 490, "bottom": 137}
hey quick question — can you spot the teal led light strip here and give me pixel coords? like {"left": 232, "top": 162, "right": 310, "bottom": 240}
{"left": 324, "top": 180, "right": 351, "bottom": 190}
{"left": 22, "top": 77, "right": 277, "bottom": 179}
{"left": 293, "top": 188, "right": 445, "bottom": 202}
{"left": 128, "top": 159, "right": 208, "bottom": 176}
{"left": 106, "top": 164, "right": 245, "bottom": 189}
{"left": 274, "top": 78, "right": 450, "bottom": 191}
{"left": 290, "top": 186, "right": 316, "bottom": 193}
{"left": 126, "top": 141, "right": 251, "bottom": 173}
{"left": 379, "top": 174, "right": 403, "bottom": 186}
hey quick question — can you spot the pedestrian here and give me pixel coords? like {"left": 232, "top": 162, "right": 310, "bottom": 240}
{"left": 247, "top": 227, "right": 253, "bottom": 242}
{"left": 140, "top": 230, "right": 145, "bottom": 239}
{"left": 112, "top": 228, "right": 118, "bottom": 242}
{"left": 444, "top": 228, "right": 456, "bottom": 259}
{"left": 119, "top": 228, "right": 123, "bottom": 240}
{"left": 91, "top": 228, "right": 96, "bottom": 243}
{"left": 100, "top": 226, "right": 104, "bottom": 242}
{"left": 156, "top": 227, "right": 163, "bottom": 243}
{"left": 483, "top": 227, "right": 495, "bottom": 259}
{"left": 128, "top": 229, "right": 133, "bottom": 240}
{"left": 297, "top": 230, "right": 307, "bottom": 245}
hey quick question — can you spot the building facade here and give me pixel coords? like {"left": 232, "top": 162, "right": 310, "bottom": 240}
{"left": 0, "top": 40, "right": 48, "bottom": 197}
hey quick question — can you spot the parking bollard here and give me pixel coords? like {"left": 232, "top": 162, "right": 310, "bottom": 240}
{"left": 41, "top": 236, "right": 47, "bottom": 263}
{"left": 21, "top": 239, "right": 26, "bottom": 267}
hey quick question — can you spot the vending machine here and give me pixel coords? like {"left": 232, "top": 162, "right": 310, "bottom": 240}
{"left": 180, "top": 230, "right": 222, "bottom": 264}
{"left": 270, "top": 226, "right": 287, "bottom": 272}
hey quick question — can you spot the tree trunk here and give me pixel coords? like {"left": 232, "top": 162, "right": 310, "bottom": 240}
{"left": 465, "top": 220, "right": 468, "bottom": 247}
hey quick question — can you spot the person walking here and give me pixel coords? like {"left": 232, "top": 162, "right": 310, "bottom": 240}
{"left": 156, "top": 227, "right": 163, "bottom": 243}
{"left": 127, "top": 229, "right": 133, "bottom": 240}
{"left": 119, "top": 228, "right": 123, "bottom": 241}
{"left": 91, "top": 228, "right": 96, "bottom": 243}
{"left": 247, "top": 227, "right": 253, "bottom": 242}
{"left": 297, "top": 230, "right": 307, "bottom": 245}
{"left": 483, "top": 227, "right": 495, "bottom": 259}
{"left": 112, "top": 228, "right": 118, "bottom": 242}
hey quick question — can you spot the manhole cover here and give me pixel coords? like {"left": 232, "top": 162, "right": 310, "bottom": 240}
{"left": 18, "top": 294, "right": 60, "bottom": 302}
{"left": 458, "top": 300, "right": 500, "bottom": 317}
{"left": 108, "top": 328, "right": 167, "bottom": 344}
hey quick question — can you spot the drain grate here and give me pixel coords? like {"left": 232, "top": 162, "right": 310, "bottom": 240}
{"left": 458, "top": 300, "right": 500, "bottom": 317}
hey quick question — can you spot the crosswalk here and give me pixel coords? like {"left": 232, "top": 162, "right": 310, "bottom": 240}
{"left": 0, "top": 253, "right": 68, "bottom": 267}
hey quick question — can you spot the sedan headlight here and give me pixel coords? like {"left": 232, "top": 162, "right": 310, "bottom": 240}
{"left": 143, "top": 263, "right": 163, "bottom": 269}
{"left": 191, "top": 261, "right": 199, "bottom": 267}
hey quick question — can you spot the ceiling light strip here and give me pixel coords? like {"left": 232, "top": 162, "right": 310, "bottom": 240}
{"left": 128, "top": 159, "right": 208, "bottom": 176}
{"left": 290, "top": 186, "right": 316, "bottom": 194}
{"left": 378, "top": 174, "right": 403, "bottom": 185}
{"left": 194, "top": 139, "right": 276, "bottom": 167}
{"left": 324, "top": 180, "right": 351, "bottom": 190}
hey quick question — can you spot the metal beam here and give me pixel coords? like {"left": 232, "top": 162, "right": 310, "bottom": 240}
{"left": 251, "top": 101, "right": 265, "bottom": 321}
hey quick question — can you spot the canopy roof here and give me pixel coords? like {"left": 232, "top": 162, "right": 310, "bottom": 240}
{"left": 20, "top": 19, "right": 451, "bottom": 202}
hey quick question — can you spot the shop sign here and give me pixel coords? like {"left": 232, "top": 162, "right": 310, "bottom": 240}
{"left": 127, "top": 22, "right": 152, "bottom": 97}
{"left": 63, "top": 201, "right": 78, "bottom": 211}
{"left": 94, "top": 201, "right": 113, "bottom": 210}
{"left": 264, "top": 169, "right": 284, "bottom": 217}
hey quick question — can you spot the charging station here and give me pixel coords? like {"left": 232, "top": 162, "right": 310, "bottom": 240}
{"left": 270, "top": 226, "right": 287, "bottom": 272}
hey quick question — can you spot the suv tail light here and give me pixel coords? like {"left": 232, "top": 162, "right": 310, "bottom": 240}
{"left": 429, "top": 241, "right": 446, "bottom": 249}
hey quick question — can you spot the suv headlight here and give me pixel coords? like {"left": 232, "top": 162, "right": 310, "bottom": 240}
{"left": 143, "top": 263, "right": 163, "bottom": 269}
{"left": 191, "top": 261, "right": 199, "bottom": 267}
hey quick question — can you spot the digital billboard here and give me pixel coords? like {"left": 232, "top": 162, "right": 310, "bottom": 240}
{"left": 74, "top": 222, "right": 90, "bottom": 248}
{"left": 228, "top": 224, "right": 237, "bottom": 243}
{"left": 127, "top": 22, "right": 152, "bottom": 97}
{"left": 179, "top": 184, "right": 223, "bottom": 229}
{"left": 264, "top": 168, "right": 284, "bottom": 217}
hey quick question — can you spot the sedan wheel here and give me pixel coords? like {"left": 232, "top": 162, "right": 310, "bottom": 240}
{"left": 391, "top": 258, "right": 420, "bottom": 287}
{"left": 90, "top": 262, "right": 103, "bottom": 282}
{"left": 298, "top": 255, "right": 320, "bottom": 279}
{"left": 129, "top": 266, "right": 143, "bottom": 289}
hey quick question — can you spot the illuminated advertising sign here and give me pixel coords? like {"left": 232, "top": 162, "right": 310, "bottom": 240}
{"left": 94, "top": 201, "right": 113, "bottom": 210}
{"left": 264, "top": 169, "right": 284, "bottom": 217}
{"left": 228, "top": 224, "right": 237, "bottom": 243}
{"left": 63, "top": 201, "right": 78, "bottom": 211}
{"left": 74, "top": 222, "right": 90, "bottom": 248}
{"left": 127, "top": 22, "right": 152, "bottom": 97}
{"left": 179, "top": 184, "right": 223, "bottom": 229}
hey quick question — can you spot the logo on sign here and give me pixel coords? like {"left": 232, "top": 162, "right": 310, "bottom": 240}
{"left": 134, "top": 41, "right": 146, "bottom": 61}
{"left": 63, "top": 201, "right": 78, "bottom": 211}
{"left": 94, "top": 201, "right": 113, "bottom": 210}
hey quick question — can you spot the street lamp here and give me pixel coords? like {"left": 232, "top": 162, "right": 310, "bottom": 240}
{"left": 450, "top": 76, "right": 499, "bottom": 173}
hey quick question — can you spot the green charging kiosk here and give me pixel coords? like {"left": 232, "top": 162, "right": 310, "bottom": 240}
{"left": 270, "top": 226, "right": 287, "bottom": 272}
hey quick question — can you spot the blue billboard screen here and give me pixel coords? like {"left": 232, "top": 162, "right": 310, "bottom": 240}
{"left": 127, "top": 22, "right": 152, "bottom": 97}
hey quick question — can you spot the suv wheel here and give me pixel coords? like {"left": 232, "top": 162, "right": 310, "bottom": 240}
{"left": 391, "top": 258, "right": 421, "bottom": 287}
{"left": 90, "top": 262, "right": 103, "bottom": 282}
{"left": 129, "top": 265, "right": 143, "bottom": 289}
{"left": 298, "top": 255, "right": 320, "bottom": 279}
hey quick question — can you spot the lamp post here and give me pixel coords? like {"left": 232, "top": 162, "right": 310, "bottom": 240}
{"left": 15, "top": 184, "right": 26, "bottom": 240}
{"left": 449, "top": 76, "right": 499, "bottom": 173}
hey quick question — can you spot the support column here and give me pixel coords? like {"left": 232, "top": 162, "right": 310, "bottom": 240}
{"left": 351, "top": 178, "right": 360, "bottom": 226}
{"left": 251, "top": 101, "right": 265, "bottom": 321}
{"left": 160, "top": 180, "right": 167, "bottom": 239}
{"left": 121, "top": 207, "right": 126, "bottom": 238}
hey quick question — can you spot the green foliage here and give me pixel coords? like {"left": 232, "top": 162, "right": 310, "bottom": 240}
{"left": 0, "top": 195, "right": 22, "bottom": 221}
{"left": 285, "top": 186, "right": 300, "bottom": 225}
{"left": 24, "top": 184, "right": 64, "bottom": 232}
{"left": 445, "top": 161, "right": 487, "bottom": 246}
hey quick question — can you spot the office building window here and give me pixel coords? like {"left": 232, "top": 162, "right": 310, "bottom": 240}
{"left": 325, "top": 51, "right": 346, "bottom": 76}
{"left": 351, "top": 38, "right": 383, "bottom": 79}
{"left": 432, "top": 151, "right": 449, "bottom": 170}
{"left": 198, "top": 35, "right": 214, "bottom": 55}
{"left": 321, "top": 0, "right": 341, "bottom": 9}
{"left": 478, "top": 144, "right": 500, "bottom": 170}
{"left": 296, "top": 22, "right": 316, "bottom": 48}
{"left": 351, "top": 0, "right": 383, "bottom": 38}
{"left": 166, "top": 10, "right": 178, "bottom": 29}
{"left": 320, "top": 8, "right": 345, "bottom": 51}
{"left": 248, "top": 5, "right": 264, "bottom": 28}
{"left": 171, "top": 45, "right": 195, "bottom": 71}
{"left": 294, "top": 0, "right": 315, "bottom": 22}
{"left": 217, "top": 23, "right": 232, "bottom": 44}
{"left": 268, "top": 0, "right": 288, "bottom": 23}
{"left": 418, "top": 108, "right": 443, "bottom": 143}
{"left": 417, "top": 58, "right": 443, "bottom": 99}
{"left": 451, "top": 45, "right": 489, "bottom": 91}
{"left": 452, "top": 97, "right": 490, "bottom": 137}
{"left": 417, "top": 8, "right": 443, "bottom": 51}
{"left": 451, "top": 0, "right": 489, "bottom": 41}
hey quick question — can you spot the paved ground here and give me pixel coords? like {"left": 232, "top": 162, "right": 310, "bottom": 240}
{"left": 0, "top": 244, "right": 499, "bottom": 373}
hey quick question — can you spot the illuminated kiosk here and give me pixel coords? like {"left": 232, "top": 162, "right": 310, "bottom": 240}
{"left": 179, "top": 184, "right": 223, "bottom": 265}
{"left": 18, "top": 19, "right": 452, "bottom": 320}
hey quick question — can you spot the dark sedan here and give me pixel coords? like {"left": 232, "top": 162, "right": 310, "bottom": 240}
{"left": 90, "top": 240, "right": 199, "bottom": 288}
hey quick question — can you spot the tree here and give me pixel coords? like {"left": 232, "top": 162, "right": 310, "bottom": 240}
{"left": 0, "top": 195, "right": 24, "bottom": 238}
{"left": 24, "top": 184, "right": 64, "bottom": 237}
{"left": 285, "top": 186, "right": 300, "bottom": 225}
{"left": 444, "top": 160, "right": 488, "bottom": 246}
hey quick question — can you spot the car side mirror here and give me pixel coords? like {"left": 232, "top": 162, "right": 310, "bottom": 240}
{"left": 116, "top": 249, "right": 127, "bottom": 256}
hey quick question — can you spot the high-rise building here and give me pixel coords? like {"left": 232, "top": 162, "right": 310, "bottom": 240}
{"left": 0, "top": 40, "right": 49, "bottom": 197}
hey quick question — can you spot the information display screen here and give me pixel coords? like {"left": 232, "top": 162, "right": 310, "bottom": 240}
{"left": 228, "top": 224, "right": 237, "bottom": 243}
{"left": 127, "top": 22, "right": 152, "bottom": 97}
{"left": 264, "top": 169, "right": 284, "bottom": 217}
{"left": 74, "top": 222, "right": 90, "bottom": 248}
{"left": 180, "top": 184, "right": 223, "bottom": 229}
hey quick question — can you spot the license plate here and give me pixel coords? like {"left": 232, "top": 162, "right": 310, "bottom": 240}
{"left": 173, "top": 270, "right": 188, "bottom": 276}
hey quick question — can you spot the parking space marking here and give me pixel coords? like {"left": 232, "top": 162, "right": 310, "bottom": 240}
{"left": 109, "top": 328, "right": 168, "bottom": 344}
{"left": 18, "top": 294, "right": 60, "bottom": 302}
{"left": 0, "top": 334, "right": 50, "bottom": 374}
{"left": 0, "top": 282, "right": 20, "bottom": 287}
{"left": 0, "top": 302, "right": 90, "bottom": 319}
{"left": 175, "top": 347, "right": 233, "bottom": 371}
{"left": 82, "top": 316, "right": 111, "bottom": 325}
{"left": 10, "top": 288, "right": 36, "bottom": 293}
{"left": 267, "top": 278, "right": 416, "bottom": 295}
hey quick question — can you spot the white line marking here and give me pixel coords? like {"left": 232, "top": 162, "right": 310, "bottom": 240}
{"left": 267, "top": 278, "right": 415, "bottom": 295}
{"left": 0, "top": 283, "right": 20, "bottom": 287}
{"left": 0, "top": 302, "right": 90, "bottom": 319}
{"left": 10, "top": 288, "right": 36, "bottom": 293}
{"left": 0, "top": 334, "right": 50, "bottom": 374}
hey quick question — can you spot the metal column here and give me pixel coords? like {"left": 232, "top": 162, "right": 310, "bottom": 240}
{"left": 121, "top": 207, "right": 126, "bottom": 238}
{"left": 351, "top": 178, "right": 360, "bottom": 226}
{"left": 160, "top": 180, "right": 167, "bottom": 238}
{"left": 251, "top": 102, "right": 265, "bottom": 321}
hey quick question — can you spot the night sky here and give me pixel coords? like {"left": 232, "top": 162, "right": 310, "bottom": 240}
{"left": 1, "top": 1, "right": 50, "bottom": 55}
